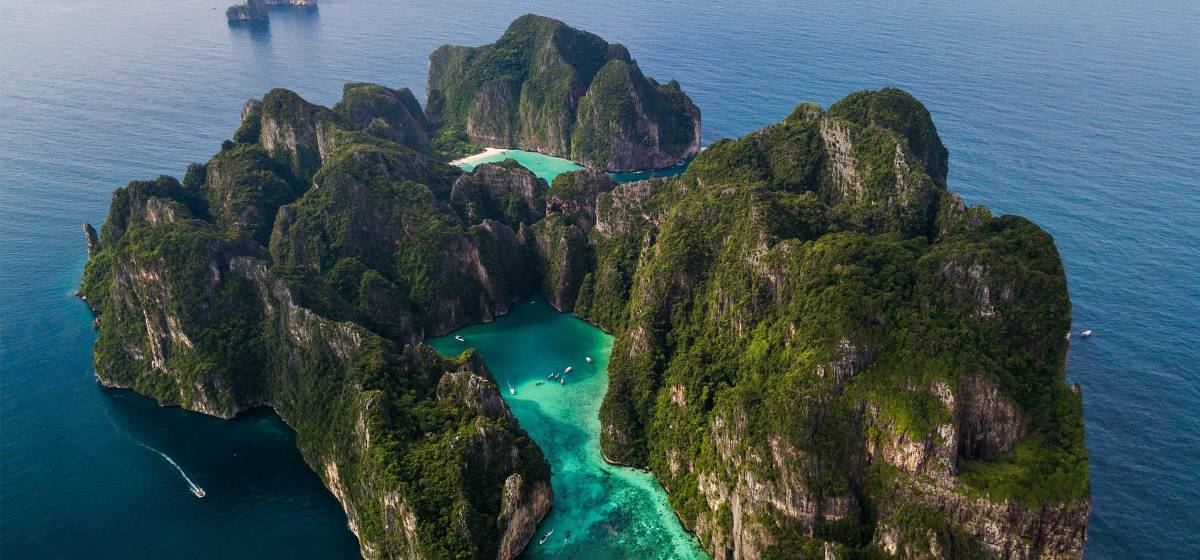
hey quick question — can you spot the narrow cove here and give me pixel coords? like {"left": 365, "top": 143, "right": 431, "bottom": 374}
{"left": 428, "top": 297, "right": 708, "bottom": 560}
{"left": 453, "top": 149, "right": 692, "bottom": 184}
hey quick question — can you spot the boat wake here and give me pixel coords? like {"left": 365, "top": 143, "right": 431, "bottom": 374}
{"left": 137, "top": 441, "right": 207, "bottom": 498}
{"left": 102, "top": 404, "right": 206, "bottom": 498}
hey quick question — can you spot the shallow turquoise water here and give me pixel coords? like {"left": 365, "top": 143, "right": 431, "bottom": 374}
{"left": 458, "top": 150, "right": 585, "bottom": 183}
{"left": 2, "top": 1, "right": 1197, "bottom": 558}
{"left": 429, "top": 298, "right": 708, "bottom": 560}
{"left": 457, "top": 149, "right": 693, "bottom": 184}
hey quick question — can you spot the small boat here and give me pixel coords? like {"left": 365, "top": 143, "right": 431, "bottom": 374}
{"left": 507, "top": 379, "right": 516, "bottom": 395}
{"left": 539, "top": 529, "right": 554, "bottom": 544}
{"left": 1081, "top": 330, "right": 1093, "bottom": 338}
{"left": 564, "top": 530, "right": 572, "bottom": 539}
{"left": 559, "top": 377, "right": 565, "bottom": 385}
{"left": 455, "top": 335, "right": 465, "bottom": 342}
{"left": 586, "top": 356, "right": 592, "bottom": 363}
{"left": 530, "top": 300, "right": 535, "bottom": 304}
{"left": 192, "top": 487, "right": 206, "bottom": 498}
{"left": 547, "top": 373, "right": 555, "bottom": 379}
{"left": 564, "top": 366, "right": 573, "bottom": 374}
{"left": 536, "top": 381, "right": 544, "bottom": 386}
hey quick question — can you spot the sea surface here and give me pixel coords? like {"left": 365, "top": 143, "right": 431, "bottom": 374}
{"left": 429, "top": 298, "right": 708, "bottom": 560}
{"left": 1, "top": 1, "right": 1197, "bottom": 558}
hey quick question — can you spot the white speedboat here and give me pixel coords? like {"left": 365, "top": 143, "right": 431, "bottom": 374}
{"left": 538, "top": 529, "right": 554, "bottom": 544}
{"left": 586, "top": 356, "right": 592, "bottom": 363}
{"left": 192, "top": 487, "right": 206, "bottom": 498}
{"left": 564, "top": 366, "right": 572, "bottom": 374}
{"left": 1081, "top": 330, "right": 1093, "bottom": 338}
{"left": 559, "top": 377, "right": 565, "bottom": 385}
{"left": 455, "top": 335, "right": 465, "bottom": 342}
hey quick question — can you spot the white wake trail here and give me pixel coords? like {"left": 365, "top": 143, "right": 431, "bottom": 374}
{"left": 137, "top": 442, "right": 206, "bottom": 498}
{"left": 101, "top": 403, "right": 206, "bottom": 498}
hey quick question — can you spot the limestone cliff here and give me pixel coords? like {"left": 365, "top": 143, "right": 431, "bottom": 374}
{"left": 426, "top": 14, "right": 701, "bottom": 171}
{"left": 574, "top": 89, "right": 1089, "bottom": 559}
{"left": 534, "top": 169, "right": 614, "bottom": 311}
{"left": 80, "top": 84, "right": 550, "bottom": 560}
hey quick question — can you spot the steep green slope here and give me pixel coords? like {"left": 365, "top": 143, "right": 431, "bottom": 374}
{"left": 574, "top": 89, "right": 1089, "bottom": 559}
{"left": 426, "top": 14, "right": 701, "bottom": 171}
{"left": 81, "top": 86, "right": 552, "bottom": 560}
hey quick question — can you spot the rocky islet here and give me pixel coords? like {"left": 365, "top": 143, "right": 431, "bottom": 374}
{"left": 226, "top": 0, "right": 316, "bottom": 23}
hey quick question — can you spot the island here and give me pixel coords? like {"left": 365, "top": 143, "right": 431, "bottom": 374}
{"left": 79, "top": 14, "right": 1089, "bottom": 560}
{"left": 426, "top": 15, "right": 701, "bottom": 172}
{"left": 226, "top": 0, "right": 316, "bottom": 23}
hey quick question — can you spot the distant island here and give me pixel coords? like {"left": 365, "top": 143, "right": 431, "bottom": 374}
{"left": 80, "top": 14, "right": 1089, "bottom": 560}
{"left": 427, "top": 14, "right": 701, "bottom": 172}
{"left": 226, "top": 0, "right": 316, "bottom": 23}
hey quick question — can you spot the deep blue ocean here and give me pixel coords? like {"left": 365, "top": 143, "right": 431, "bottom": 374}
{"left": 1, "top": 1, "right": 1197, "bottom": 558}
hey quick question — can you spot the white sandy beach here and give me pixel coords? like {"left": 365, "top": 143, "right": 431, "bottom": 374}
{"left": 449, "top": 147, "right": 506, "bottom": 166}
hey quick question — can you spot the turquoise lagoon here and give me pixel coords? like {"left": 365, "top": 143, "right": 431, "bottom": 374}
{"left": 429, "top": 298, "right": 708, "bottom": 560}
{"left": 456, "top": 149, "right": 692, "bottom": 184}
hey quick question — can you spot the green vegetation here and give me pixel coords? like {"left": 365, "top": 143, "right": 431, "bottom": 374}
{"left": 81, "top": 83, "right": 549, "bottom": 559}
{"left": 333, "top": 83, "right": 432, "bottom": 154}
{"left": 580, "top": 90, "right": 1087, "bottom": 557}
{"left": 79, "top": 60, "right": 1087, "bottom": 558}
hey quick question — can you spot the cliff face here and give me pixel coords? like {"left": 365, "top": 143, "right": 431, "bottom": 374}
{"left": 574, "top": 90, "right": 1089, "bottom": 559}
{"left": 426, "top": 14, "right": 701, "bottom": 171}
{"left": 81, "top": 85, "right": 551, "bottom": 560}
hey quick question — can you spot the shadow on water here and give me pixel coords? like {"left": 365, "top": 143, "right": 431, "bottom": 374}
{"left": 228, "top": 18, "right": 273, "bottom": 45}
{"left": 269, "top": 6, "right": 320, "bottom": 30}
{"left": 100, "top": 386, "right": 306, "bottom": 497}
{"left": 608, "top": 155, "right": 695, "bottom": 183}
{"left": 227, "top": 6, "right": 320, "bottom": 43}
